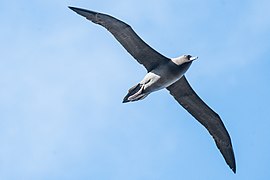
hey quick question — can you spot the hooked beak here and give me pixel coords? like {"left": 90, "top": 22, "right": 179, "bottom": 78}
{"left": 190, "top": 56, "right": 198, "bottom": 61}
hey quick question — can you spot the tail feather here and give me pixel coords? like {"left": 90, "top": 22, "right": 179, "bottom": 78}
{"left": 123, "top": 83, "right": 148, "bottom": 103}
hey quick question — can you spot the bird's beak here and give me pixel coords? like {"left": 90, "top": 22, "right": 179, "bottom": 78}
{"left": 190, "top": 56, "right": 198, "bottom": 61}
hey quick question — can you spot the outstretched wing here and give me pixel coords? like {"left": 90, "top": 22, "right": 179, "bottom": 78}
{"left": 69, "top": 6, "right": 170, "bottom": 72}
{"left": 167, "top": 76, "right": 236, "bottom": 173}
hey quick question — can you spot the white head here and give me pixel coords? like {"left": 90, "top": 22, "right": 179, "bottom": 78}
{"left": 172, "top": 54, "right": 198, "bottom": 65}
{"left": 183, "top": 55, "right": 198, "bottom": 62}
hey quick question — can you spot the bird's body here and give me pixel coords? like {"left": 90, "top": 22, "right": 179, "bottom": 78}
{"left": 69, "top": 6, "right": 236, "bottom": 173}
{"left": 124, "top": 55, "right": 196, "bottom": 102}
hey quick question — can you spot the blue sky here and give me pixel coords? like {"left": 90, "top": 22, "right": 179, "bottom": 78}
{"left": 1, "top": 0, "right": 270, "bottom": 179}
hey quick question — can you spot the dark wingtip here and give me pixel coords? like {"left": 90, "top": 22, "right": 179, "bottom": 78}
{"left": 227, "top": 153, "right": 236, "bottom": 174}
{"left": 223, "top": 148, "right": 236, "bottom": 174}
{"left": 228, "top": 148, "right": 236, "bottom": 174}
{"left": 68, "top": 6, "right": 84, "bottom": 13}
{"left": 231, "top": 163, "right": 236, "bottom": 174}
{"left": 68, "top": 6, "right": 77, "bottom": 11}
{"left": 68, "top": 6, "right": 98, "bottom": 20}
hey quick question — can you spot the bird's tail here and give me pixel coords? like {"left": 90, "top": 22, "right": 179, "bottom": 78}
{"left": 122, "top": 83, "right": 149, "bottom": 103}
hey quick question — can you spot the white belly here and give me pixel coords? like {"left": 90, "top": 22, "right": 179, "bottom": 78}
{"left": 140, "top": 70, "right": 184, "bottom": 93}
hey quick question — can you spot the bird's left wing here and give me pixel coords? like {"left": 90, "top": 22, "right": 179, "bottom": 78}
{"left": 69, "top": 6, "right": 170, "bottom": 72}
{"left": 166, "top": 76, "right": 236, "bottom": 173}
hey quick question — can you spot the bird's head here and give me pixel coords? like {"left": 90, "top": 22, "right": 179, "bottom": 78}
{"left": 172, "top": 54, "right": 198, "bottom": 65}
{"left": 182, "top": 54, "right": 198, "bottom": 62}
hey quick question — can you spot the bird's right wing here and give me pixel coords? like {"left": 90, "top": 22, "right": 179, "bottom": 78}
{"left": 69, "top": 7, "right": 170, "bottom": 72}
{"left": 166, "top": 76, "right": 236, "bottom": 173}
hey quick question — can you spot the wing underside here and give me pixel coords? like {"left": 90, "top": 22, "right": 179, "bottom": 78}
{"left": 167, "top": 76, "right": 236, "bottom": 173}
{"left": 69, "top": 6, "right": 170, "bottom": 72}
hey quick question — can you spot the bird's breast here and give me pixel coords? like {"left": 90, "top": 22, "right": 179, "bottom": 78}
{"left": 140, "top": 64, "right": 186, "bottom": 93}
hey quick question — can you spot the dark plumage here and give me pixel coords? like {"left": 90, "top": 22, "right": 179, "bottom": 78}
{"left": 69, "top": 6, "right": 236, "bottom": 173}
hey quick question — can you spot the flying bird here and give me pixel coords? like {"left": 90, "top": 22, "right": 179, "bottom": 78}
{"left": 69, "top": 6, "right": 236, "bottom": 173}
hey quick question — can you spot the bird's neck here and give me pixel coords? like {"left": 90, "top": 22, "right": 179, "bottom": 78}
{"left": 171, "top": 56, "right": 184, "bottom": 65}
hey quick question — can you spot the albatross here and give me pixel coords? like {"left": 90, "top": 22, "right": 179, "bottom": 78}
{"left": 69, "top": 6, "right": 236, "bottom": 173}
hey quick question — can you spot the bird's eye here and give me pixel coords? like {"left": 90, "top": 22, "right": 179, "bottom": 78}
{"left": 186, "top": 55, "right": 192, "bottom": 59}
